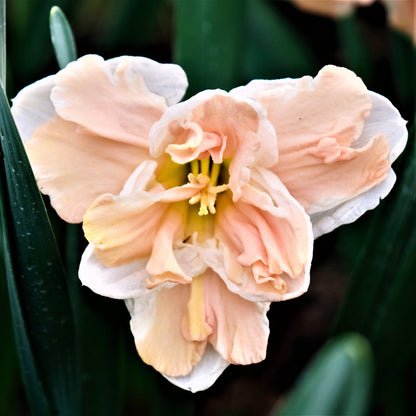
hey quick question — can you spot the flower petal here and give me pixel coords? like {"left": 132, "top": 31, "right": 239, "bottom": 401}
{"left": 79, "top": 243, "right": 151, "bottom": 299}
{"left": 50, "top": 55, "right": 180, "bottom": 146}
{"left": 24, "top": 116, "right": 149, "bottom": 223}
{"left": 232, "top": 65, "right": 405, "bottom": 233}
{"left": 83, "top": 162, "right": 207, "bottom": 286}
{"left": 11, "top": 75, "right": 56, "bottom": 142}
{"left": 202, "top": 271, "right": 270, "bottom": 365}
{"left": 127, "top": 285, "right": 207, "bottom": 377}
{"left": 163, "top": 344, "right": 229, "bottom": 393}
{"left": 149, "top": 91, "right": 278, "bottom": 199}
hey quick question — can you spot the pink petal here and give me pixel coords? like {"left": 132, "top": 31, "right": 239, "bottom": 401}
{"left": 25, "top": 116, "right": 149, "bottom": 223}
{"left": 50, "top": 55, "right": 169, "bottom": 146}
{"left": 214, "top": 167, "right": 313, "bottom": 302}
{"left": 128, "top": 285, "right": 207, "bottom": 377}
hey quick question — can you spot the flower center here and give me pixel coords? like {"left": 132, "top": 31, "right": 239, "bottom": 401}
{"left": 188, "top": 159, "right": 229, "bottom": 216}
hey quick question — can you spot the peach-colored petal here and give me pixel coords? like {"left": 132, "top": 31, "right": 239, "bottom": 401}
{"left": 181, "top": 271, "right": 269, "bottom": 364}
{"left": 202, "top": 271, "right": 269, "bottom": 365}
{"left": 83, "top": 162, "right": 207, "bottom": 285}
{"left": 50, "top": 55, "right": 168, "bottom": 146}
{"left": 25, "top": 116, "right": 149, "bottom": 223}
{"left": 145, "top": 205, "right": 194, "bottom": 288}
{"left": 233, "top": 72, "right": 407, "bottom": 237}
{"left": 292, "top": 0, "right": 375, "bottom": 18}
{"left": 212, "top": 168, "right": 313, "bottom": 302}
{"left": 127, "top": 285, "right": 207, "bottom": 377}
{"left": 232, "top": 66, "right": 392, "bottom": 212}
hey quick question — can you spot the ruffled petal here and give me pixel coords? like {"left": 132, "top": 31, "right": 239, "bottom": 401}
{"left": 232, "top": 65, "right": 407, "bottom": 235}
{"left": 24, "top": 116, "right": 149, "bottom": 223}
{"left": 50, "top": 55, "right": 180, "bottom": 146}
{"left": 212, "top": 168, "right": 313, "bottom": 302}
{"left": 127, "top": 285, "right": 207, "bottom": 377}
{"left": 83, "top": 163, "right": 207, "bottom": 286}
{"left": 149, "top": 90, "right": 278, "bottom": 198}
{"left": 202, "top": 271, "right": 270, "bottom": 365}
{"left": 11, "top": 75, "right": 56, "bottom": 142}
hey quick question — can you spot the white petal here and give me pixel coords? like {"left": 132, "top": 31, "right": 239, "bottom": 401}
{"left": 105, "top": 56, "right": 188, "bottom": 106}
{"left": 11, "top": 75, "right": 56, "bottom": 142}
{"left": 355, "top": 92, "right": 408, "bottom": 163}
{"left": 311, "top": 168, "right": 397, "bottom": 238}
{"left": 163, "top": 344, "right": 229, "bottom": 393}
{"left": 78, "top": 243, "right": 150, "bottom": 299}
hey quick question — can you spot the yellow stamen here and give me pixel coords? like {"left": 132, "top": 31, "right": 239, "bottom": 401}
{"left": 210, "top": 163, "right": 220, "bottom": 185}
{"left": 200, "top": 158, "right": 210, "bottom": 176}
{"left": 187, "top": 172, "right": 228, "bottom": 216}
{"left": 191, "top": 159, "right": 199, "bottom": 176}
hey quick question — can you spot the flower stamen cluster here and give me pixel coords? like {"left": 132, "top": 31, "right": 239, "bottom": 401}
{"left": 188, "top": 158, "right": 229, "bottom": 215}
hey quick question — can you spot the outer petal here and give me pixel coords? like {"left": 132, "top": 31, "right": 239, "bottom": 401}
{"left": 25, "top": 116, "right": 149, "bottom": 223}
{"left": 210, "top": 168, "right": 313, "bottom": 302}
{"left": 11, "top": 75, "right": 56, "bottom": 142}
{"left": 308, "top": 92, "right": 408, "bottom": 237}
{"left": 79, "top": 243, "right": 151, "bottom": 299}
{"left": 127, "top": 285, "right": 207, "bottom": 378}
{"left": 51, "top": 55, "right": 167, "bottom": 146}
{"left": 233, "top": 65, "right": 407, "bottom": 236}
{"left": 163, "top": 344, "right": 229, "bottom": 393}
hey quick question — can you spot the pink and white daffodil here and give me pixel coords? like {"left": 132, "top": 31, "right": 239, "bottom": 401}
{"left": 11, "top": 55, "right": 407, "bottom": 392}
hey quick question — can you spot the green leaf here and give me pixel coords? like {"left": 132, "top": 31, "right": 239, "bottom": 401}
{"left": 0, "top": 86, "right": 78, "bottom": 415}
{"left": 388, "top": 30, "right": 415, "bottom": 110}
{"left": 336, "top": 15, "right": 374, "bottom": 82}
{"left": 49, "top": 5, "right": 77, "bottom": 69}
{"left": 273, "top": 333, "right": 374, "bottom": 416}
{"left": 243, "top": 0, "right": 318, "bottom": 80}
{"left": 173, "top": 0, "right": 246, "bottom": 95}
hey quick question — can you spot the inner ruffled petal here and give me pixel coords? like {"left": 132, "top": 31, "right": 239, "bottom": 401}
{"left": 214, "top": 168, "right": 313, "bottom": 301}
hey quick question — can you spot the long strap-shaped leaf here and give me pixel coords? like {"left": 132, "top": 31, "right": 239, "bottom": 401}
{"left": 272, "top": 333, "right": 374, "bottom": 416}
{"left": 0, "top": 86, "right": 78, "bottom": 415}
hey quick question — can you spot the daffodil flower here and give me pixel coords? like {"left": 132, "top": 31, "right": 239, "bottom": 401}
{"left": 12, "top": 55, "right": 407, "bottom": 392}
{"left": 292, "top": 0, "right": 415, "bottom": 45}
{"left": 292, "top": 0, "right": 375, "bottom": 18}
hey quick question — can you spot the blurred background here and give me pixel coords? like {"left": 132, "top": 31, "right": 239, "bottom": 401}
{"left": 1, "top": 0, "right": 415, "bottom": 415}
